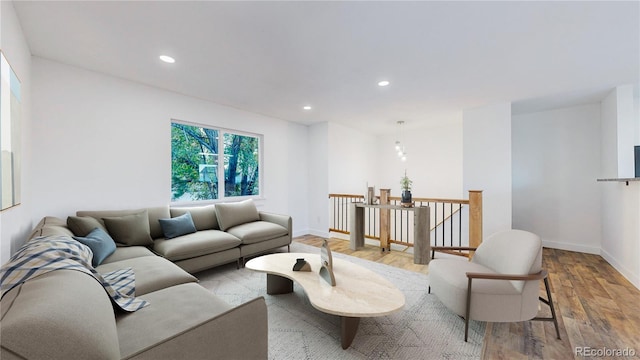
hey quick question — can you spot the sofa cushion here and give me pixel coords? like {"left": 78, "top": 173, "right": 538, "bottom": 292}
{"left": 215, "top": 199, "right": 260, "bottom": 231}
{"left": 227, "top": 221, "right": 289, "bottom": 245}
{"left": 73, "top": 228, "right": 117, "bottom": 267}
{"left": 171, "top": 205, "right": 219, "bottom": 230}
{"left": 116, "top": 283, "right": 234, "bottom": 359}
{"left": 153, "top": 230, "right": 241, "bottom": 262}
{"left": 159, "top": 212, "right": 197, "bottom": 239}
{"left": 472, "top": 229, "right": 542, "bottom": 292}
{"left": 0, "top": 270, "right": 121, "bottom": 360}
{"left": 67, "top": 216, "right": 107, "bottom": 237}
{"left": 102, "top": 211, "right": 154, "bottom": 246}
{"left": 96, "top": 256, "right": 197, "bottom": 296}
{"left": 428, "top": 258, "right": 526, "bottom": 321}
{"left": 76, "top": 206, "right": 170, "bottom": 240}
{"left": 102, "top": 246, "right": 156, "bottom": 264}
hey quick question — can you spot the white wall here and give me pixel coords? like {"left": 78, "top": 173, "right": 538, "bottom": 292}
{"left": 307, "top": 122, "right": 329, "bottom": 237}
{"left": 319, "top": 120, "right": 464, "bottom": 242}
{"left": 463, "top": 102, "right": 512, "bottom": 238}
{"left": 512, "top": 104, "right": 602, "bottom": 253}
{"left": 601, "top": 87, "right": 620, "bottom": 178}
{"left": 614, "top": 85, "right": 637, "bottom": 178}
{"left": 285, "top": 122, "right": 310, "bottom": 237}
{"left": 600, "top": 86, "right": 640, "bottom": 289}
{"left": 636, "top": 85, "right": 640, "bottom": 145}
{"left": 327, "top": 122, "right": 377, "bottom": 194}
{"left": 376, "top": 121, "right": 463, "bottom": 200}
{"left": 26, "top": 57, "right": 310, "bottom": 246}
{"left": 1, "top": 1, "right": 33, "bottom": 264}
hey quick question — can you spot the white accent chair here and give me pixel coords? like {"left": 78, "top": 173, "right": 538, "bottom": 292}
{"left": 427, "top": 229, "right": 561, "bottom": 341}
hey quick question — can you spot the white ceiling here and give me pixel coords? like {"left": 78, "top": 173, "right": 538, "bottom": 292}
{"left": 12, "top": 1, "right": 640, "bottom": 134}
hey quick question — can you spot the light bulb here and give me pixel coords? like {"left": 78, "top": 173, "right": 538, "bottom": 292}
{"left": 401, "top": 154, "right": 407, "bottom": 162}
{"left": 398, "top": 150, "right": 403, "bottom": 157}
{"left": 159, "top": 55, "right": 175, "bottom": 63}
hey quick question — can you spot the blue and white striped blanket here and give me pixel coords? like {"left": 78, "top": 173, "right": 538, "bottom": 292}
{"left": 0, "top": 235, "right": 149, "bottom": 312}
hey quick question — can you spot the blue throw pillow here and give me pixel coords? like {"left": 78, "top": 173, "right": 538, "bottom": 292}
{"left": 159, "top": 212, "right": 197, "bottom": 239}
{"left": 73, "top": 227, "right": 117, "bottom": 267}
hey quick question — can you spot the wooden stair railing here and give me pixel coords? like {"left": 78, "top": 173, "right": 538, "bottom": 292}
{"left": 329, "top": 190, "right": 483, "bottom": 255}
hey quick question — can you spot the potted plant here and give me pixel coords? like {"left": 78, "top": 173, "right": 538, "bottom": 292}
{"left": 400, "top": 170, "right": 413, "bottom": 207}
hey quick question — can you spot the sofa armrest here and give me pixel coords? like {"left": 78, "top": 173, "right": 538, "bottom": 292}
{"left": 126, "top": 296, "right": 268, "bottom": 360}
{"left": 259, "top": 211, "right": 292, "bottom": 235}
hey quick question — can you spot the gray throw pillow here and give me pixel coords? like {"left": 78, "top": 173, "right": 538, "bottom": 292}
{"left": 159, "top": 212, "right": 197, "bottom": 239}
{"left": 73, "top": 227, "right": 117, "bottom": 267}
{"left": 67, "top": 216, "right": 107, "bottom": 237}
{"left": 102, "top": 211, "right": 153, "bottom": 246}
{"left": 215, "top": 199, "right": 260, "bottom": 231}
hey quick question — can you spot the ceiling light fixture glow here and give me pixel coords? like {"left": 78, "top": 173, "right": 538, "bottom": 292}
{"left": 395, "top": 120, "right": 407, "bottom": 162}
{"left": 378, "top": 80, "right": 390, "bottom": 87}
{"left": 159, "top": 55, "right": 175, "bottom": 63}
{"left": 303, "top": 105, "right": 312, "bottom": 110}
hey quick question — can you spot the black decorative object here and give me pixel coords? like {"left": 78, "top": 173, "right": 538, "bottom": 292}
{"left": 400, "top": 170, "right": 414, "bottom": 207}
{"left": 401, "top": 190, "right": 412, "bottom": 204}
{"left": 292, "top": 258, "right": 311, "bottom": 272}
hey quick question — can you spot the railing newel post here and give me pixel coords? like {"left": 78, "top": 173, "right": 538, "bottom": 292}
{"left": 468, "top": 190, "right": 483, "bottom": 258}
{"left": 379, "top": 189, "right": 391, "bottom": 251}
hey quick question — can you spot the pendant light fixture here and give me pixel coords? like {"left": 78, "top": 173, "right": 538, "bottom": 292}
{"left": 395, "top": 121, "right": 407, "bottom": 162}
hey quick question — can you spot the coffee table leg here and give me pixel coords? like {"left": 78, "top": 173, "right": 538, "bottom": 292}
{"left": 340, "top": 317, "right": 360, "bottom": 349}
{"left": 266, "top": 274, "right": 293, "bottom": 295}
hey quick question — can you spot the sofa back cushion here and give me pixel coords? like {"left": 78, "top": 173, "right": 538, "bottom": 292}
{"left": 170, "top": 204, "right": 219, "bottom": 230}
{"left": 29, "top": 217, "right": 74, "bottom": 240}
{"left": 0, "top": 270, "right": 121, "bottom": 359}
{"left": 102, "top": 211, "right": 154, "bottom": 246}
{"left": 67, "top": 216, "right": 108, "bottom": 237}
{"left": 77, "top": 206, "right": 170, "bottom": 240}
{"left": 215, "top": 199, "right": 260, "bottom": 231}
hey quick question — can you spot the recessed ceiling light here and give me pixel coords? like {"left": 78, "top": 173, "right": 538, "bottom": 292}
{"left": 159, "top": 55, "right": 175, "bottom": 64}
{"left": 378, "top": 80, "right": 390, "bottom": 87}
{"left": 303, "top": 105, "right": 312, "bottom": 110}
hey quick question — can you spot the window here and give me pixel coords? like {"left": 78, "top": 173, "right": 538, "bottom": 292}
{"left": 171, "top": 121, "right": 261, "bottom": 202}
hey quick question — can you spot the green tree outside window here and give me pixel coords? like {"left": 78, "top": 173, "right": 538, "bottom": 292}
{"left": 171, "top": 122, "right": 260, "bottom": 202}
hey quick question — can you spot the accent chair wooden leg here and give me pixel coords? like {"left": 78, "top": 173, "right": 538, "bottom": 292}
{"left": 465, "top": 277, "right": 472, "bottom": 342}
{"left": 544, "top": 277, "right": 561, "bottom": 339}
{"left": 288, "top": 244, "right": 290, "bottom": 252}
{"left": 532, "top": 276, "right": 561, "bottom": 340}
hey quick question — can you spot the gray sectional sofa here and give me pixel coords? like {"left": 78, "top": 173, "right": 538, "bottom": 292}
{"left": 36, "top": 199, "right": 292, "bottom": 272}
{"left": 0, "top": 199, "right": 292, "bottom": 359}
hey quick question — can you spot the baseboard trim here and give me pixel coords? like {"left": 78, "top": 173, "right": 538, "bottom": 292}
{"left": 541, "top": 240, "right": 600, "bottom": 255}
{"left": 600, "top": 248, "right": 640, "bottom": 290}
{"left": 292, "top": 230, "right": 310, "bottom": 238}
{"left": 305, "top": 229, "right": 329, "bottom": 238}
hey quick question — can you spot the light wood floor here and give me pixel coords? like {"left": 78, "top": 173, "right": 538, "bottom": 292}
{"left": 294, "top": 235, "right": 640, "bottom": 359}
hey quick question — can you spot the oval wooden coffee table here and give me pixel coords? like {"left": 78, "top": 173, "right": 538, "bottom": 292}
{"left": 245, "top": 252, "right": 405, "bottom": 349}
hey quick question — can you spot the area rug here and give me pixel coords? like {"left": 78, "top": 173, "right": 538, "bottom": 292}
{"left": 195, "top": 242, "right": 485, "bottom": 360}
